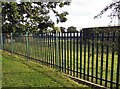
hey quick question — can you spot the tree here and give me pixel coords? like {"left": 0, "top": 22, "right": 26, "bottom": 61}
{"left": 94, "top": 0, "right": 120, "bottom": 24}
{"left": 67, "top": 26, "right": 78, "bottom": 32}
{"left": 60, "top": 26, "right": 66, "bottom": 32}
{"left": 50, "top": 26, "right": 66, "bottom": 33}
{"left": 1, "top": 2, "right": 70, "bottom": 33}
{"left": 50, "top": 26, "right": 61, "bottom": 33}
{"left": 94, "top": 1, "right": 120, "bottom": 54}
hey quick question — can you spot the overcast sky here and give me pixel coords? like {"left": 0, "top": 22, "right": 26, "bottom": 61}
{"left": 55, "top": 0, "right": 118, "bottom": 29}
{"left": 16, "top": 0, "right": 118, "bottom": 30}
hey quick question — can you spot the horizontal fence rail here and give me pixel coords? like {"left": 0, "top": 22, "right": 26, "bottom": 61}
{"left": 1, "top": 31, "right": 120, "bottom": 89}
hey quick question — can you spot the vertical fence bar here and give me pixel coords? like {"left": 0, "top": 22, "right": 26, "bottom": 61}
{"left": 48, "top": 33, "right": 50, "bottom": 64}
{"left": 67, "top": 32, "right": 69, "bottom": 74}
{"left": 47, "top": 34, "right": 49, "bottom": 65}
{"left": 50, "top": 32, "right": 53, "bottom": 65}
{"left": 44, "top": 34, "right": 48, "bottom": 64}
{"left": 36, "top": 36, "right": 38, "bottom": 59}
{"left": 14, "top": 37, "right": 17, "bottom": 53}
{"left": 41, "top": 36, "right": 46, "bottom": 63}
{"left": 53, "top": 33, "right": 55, "bottom": 68}
{"left": 49, "top": 33, "right": 51, "bottom": 65}
{"left": 110, "top": 32, "right": 115, "bottom": 88}
{"left": 44, "top": 34, "right": 47, "bottom": 64}
{"left": 33, "top": 36, "right": 36, "bottom": 59}
{"left": 37, "top": 36, "right": 39, "bottom": 59}
{"left": 91, "top": 32, "right": 94, "bottom": 82}
{"left": 76, "top": 32, "right": 78, "bottom": 77}
{"left": 73, "top": 32, "right": 75, "bottom": 76}
{"left": 70, "top": 32, "right": 72, "bottom": 75}
{"left": 10, "top": 33, "right": 13, "bottom": 54}
{"left": 100, "top": 32, "right": 104, "bottom": 85}
{"left": 26, "top": 32, "right": 29, "bottom": 60}
{"left": 116, "top": 30, "right": 120, "bottom": 89}
{"left": 45, "top": 34, "right": 47, "bottom": 63}
{"left": 43, "top": 34, "right": 45, "bottom": 64}
{"left": 13, "top": 35, "right": 16, "bottom": 54}
{"left": 52, "top": 33, "right": 54, "bottom": 67}
{"left": 1, "top": 33, "right": 3, "bottom": 50}
{"left": 39, "top": 35, "right": 41, "bottom": 60}
{"left": 23, "top": 35, "right": 26, "bottom": 55}
{"left": 58, "top": 32, "right": 61, "bottom": 70}
{"left": 54, "top": 32, "right": 57, "bottom": 68}
{"left": 54, "top": 33, "right": 56, "bottom": 68}
{"left": 16, "top": 36, "right": 19, "bottom": 54}
{"left": 64, "top": 33, "right": 66, "bottom": 73}
{"left": 56, "top": 31, "right": 59, "bottom": 68}
{"left": 105, "top": 32, "right": 109, "bottom": 87}
{"left": 34, "top": 36, "right": 37, "bottom": 59}
{"left": 48, "top": 33, "right": 50, "bottom": 65}
{"left": 50, "top": 33, "right": 52, "bottom": 67}
{"left": 42, "top": 34, "right": 44, "bottom": 62}
{"left": 87, "top": 32, "right": 90, "bottom": 81}
{"left": 37, "top": 35, "right": 40, "bottom": 60}
{"left": 62, "top": 33, "right": 64, "bottom": 71}
{"left": 61, "top": 33, "right": 63, "bottom": 72}
{"left": 40, "top": 35, "right": 42, "bottom": 61}
{"left": 0, "top": 34, "right": 1, "bottom": 89}
{"left": 95, "top": 32, "right": 99, "bottom": 84}
{"left": 34, "top": 36, "right": 36, "bottom": 59}
{"left": 80, "top": 31, "right": 82, "bottom": 78}
{"left": 33, "top": 35, "right": 35, "bottom": 58}
{"left": 83, "top": 31, "right": 87, "bottom": 80}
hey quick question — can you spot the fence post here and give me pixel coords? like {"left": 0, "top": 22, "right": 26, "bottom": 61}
{"left": 10, "top": 33, "right": 13, "bottom": 54}
{"left": 26, "top": 32, "right": 29, "bottom": 61}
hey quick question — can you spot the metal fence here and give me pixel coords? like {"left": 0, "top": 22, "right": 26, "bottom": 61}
{"left": 1, "top": 30, "right": 120, "bottom": 89}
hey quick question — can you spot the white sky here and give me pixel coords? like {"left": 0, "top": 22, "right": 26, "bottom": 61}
{"left": 55, "top": 0, "right": 118, "bottom": 29}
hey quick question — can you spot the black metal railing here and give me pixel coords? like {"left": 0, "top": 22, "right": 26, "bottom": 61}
{"left": 1, "top": 31, "right": 120, "bottom": 89}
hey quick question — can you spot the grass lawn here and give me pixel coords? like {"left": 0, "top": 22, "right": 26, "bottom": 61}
{"left": 1, "top": 51, "right": 90, "bottom": 88}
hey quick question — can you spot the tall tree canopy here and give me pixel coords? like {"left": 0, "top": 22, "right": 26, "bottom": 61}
{"left": 94, "top": 0, "right": 120, "bottom": 24}
{"left": 1, "top": 1, "right": 70, "bottom": 33}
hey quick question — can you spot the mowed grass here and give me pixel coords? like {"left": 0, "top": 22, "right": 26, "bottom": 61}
{"left": 1, "top": 51, "right": 90, "bottom": 88}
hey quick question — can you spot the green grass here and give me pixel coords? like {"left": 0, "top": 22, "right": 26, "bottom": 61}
{"left": 1, "top": 51, "right": 90, "bottom": 88}
{"left": 3, "top": 37, "right": 119, "bottom": 88}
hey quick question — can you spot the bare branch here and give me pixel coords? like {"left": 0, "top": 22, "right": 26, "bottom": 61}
{"left": 94, "top": 0, "right": 120, "bottom": 20}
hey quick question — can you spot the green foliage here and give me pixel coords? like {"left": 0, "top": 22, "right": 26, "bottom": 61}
{"left": 2, "top": 2, "right": 70, "bottom": 33}
{"left": 60, "top": 26, "right": 66, "bottom": 32}
{"left": 67, "top": 26, "right": 78, "bottom": 32}
{"left": 51, "top": 26, "right": 66, "bottom": 33}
